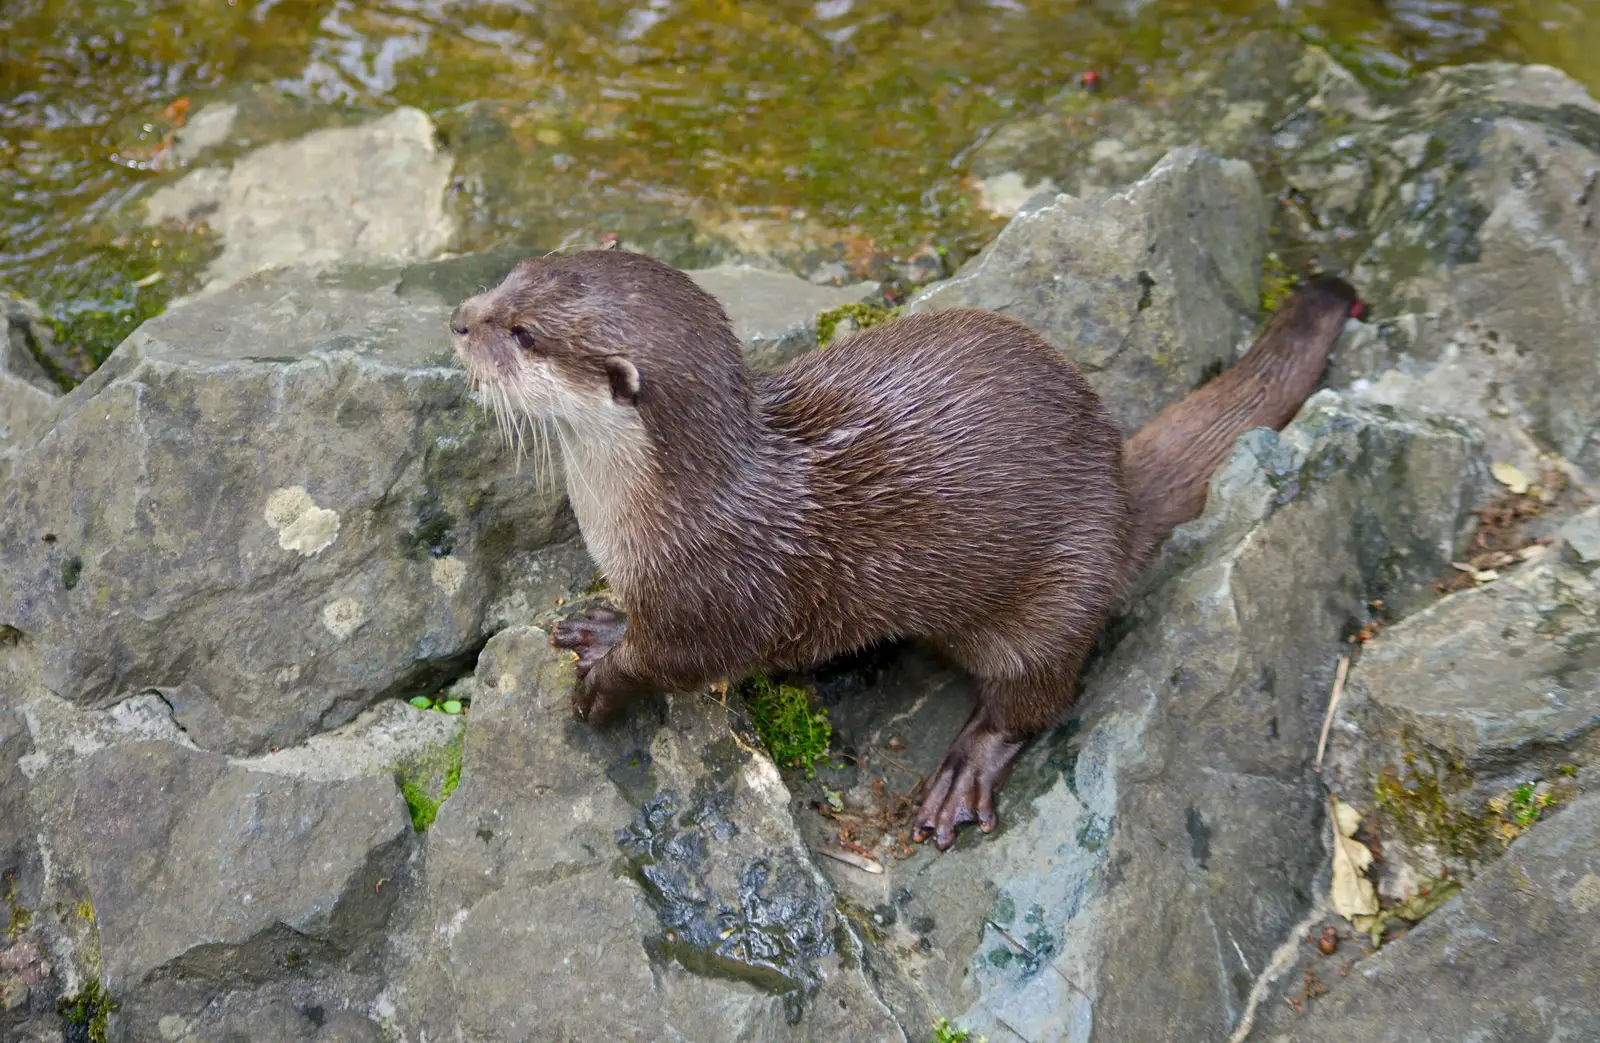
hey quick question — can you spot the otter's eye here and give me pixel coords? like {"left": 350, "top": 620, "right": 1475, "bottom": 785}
{"left": 512, "top": 327, "right": 539, "bottom": 353}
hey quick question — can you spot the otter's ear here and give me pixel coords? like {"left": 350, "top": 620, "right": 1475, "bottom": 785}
{"left": 604, "top": 357, "right": 641, "bottom": 407}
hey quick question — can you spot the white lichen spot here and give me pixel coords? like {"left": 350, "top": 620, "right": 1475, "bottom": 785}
{"left": 322, "top": 597, "right": 368, "bottom": 640}
{"left": 743, "top": 751, "right": 788, "bottom": 804}
{"left": 441, "top": 907, "right": 472, "bottom": 945}
{"left": 265, "top": 485, "right": 341, "bottom": 556}
{"left": 1572, "top": 873, "right": 1600, "bottom": 914}
{"left": 497, "top": 672, "right": 517, "bottom": 693}
{"left": 431, "top": 555, "right": 468, "bottom": 596}
{"left": 274, "top": 664, "right": 302, "bottom": 685}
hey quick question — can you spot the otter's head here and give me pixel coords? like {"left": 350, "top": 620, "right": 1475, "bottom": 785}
{"left": 449, "top": 249, "right": 749, "bottom": 457}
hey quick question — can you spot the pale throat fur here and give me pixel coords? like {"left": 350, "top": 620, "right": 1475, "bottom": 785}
{"left": 449, "top": 282, "right": 657, "bottom": 596}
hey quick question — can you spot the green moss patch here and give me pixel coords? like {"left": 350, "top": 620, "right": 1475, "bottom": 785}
{"left": 395, "top": 728, "right": 466, "bottom": 832}
{"left": 29, "top": 228, "right": 218, "bottom": 386}
{"left": 931, "top": 1018, "right": 984, "bottom": 1043}
{"left": 736, "top": 673, "right": 831, "bottom": 776}
{"left": 816, "top": 301, "right": 903, "bottom": 349}
{"left": 1372, "top": 749, "right": 1495, "bottom": 863}
{"left": 1486, "top": 777, "right": 1576, "bottom": 846}
{"left": 1258, "top": 252, "right": 1295, "bottom": 314}
{"left": 4, "top": 871, "right": 32, "bottom": 940}
{"left": 1373, "top": 742, "right": 1581, "bottom": 865}
{"left": 57, "top": 980, "right": 118, "bottom": 1043}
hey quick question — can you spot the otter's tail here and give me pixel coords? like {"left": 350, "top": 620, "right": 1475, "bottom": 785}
{"left": 1122, "top": 275, "right": 1361, "bottom": 570}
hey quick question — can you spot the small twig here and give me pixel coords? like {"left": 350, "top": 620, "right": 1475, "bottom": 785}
{"left": 871, "top": 753, "right": 926, "bottom": 781}
{"left": 815, "top": 846, "right": 883, "bottom": 874}
{"left": 1314, "top": 656, "right": 1350, "bottom": 774}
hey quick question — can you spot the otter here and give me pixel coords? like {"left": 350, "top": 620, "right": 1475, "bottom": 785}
{"left": 448, "top": 250, "right": 1358, "bottom": 850}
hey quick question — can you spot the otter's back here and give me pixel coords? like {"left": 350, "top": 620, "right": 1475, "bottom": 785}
{"left": 754, "top": 309, "right": 1131, "bottom": 659}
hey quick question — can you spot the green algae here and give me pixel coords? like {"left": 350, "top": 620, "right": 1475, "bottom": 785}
{"left": 1373, "top": 738, "right": 1582, "bottom": 866}
{"left": 4, "top": 0, "right": 1597, "bottom": 386}
{"left": 816, "top": 301, "right": 903, "bottom": 348}
{"left": 1258, "top": 251, "right": 1296, "bottom": 314}
{"left": 4, "top": 871, "right": 30, "bottom": 940}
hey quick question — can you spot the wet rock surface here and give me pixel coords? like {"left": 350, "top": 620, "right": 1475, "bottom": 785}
{"left": 383, "top": 627, "right": 902, "bottom": 1042}
{"left": 144, "top": 108, "right": 457, "bottom": 297}
{"left": 1, "top": 296, "right": 63, "bottom": 482}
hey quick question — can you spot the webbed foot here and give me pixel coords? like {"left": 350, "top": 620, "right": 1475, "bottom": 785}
{"left": 911, "top": 717, "right": 1025, "bottom": 851}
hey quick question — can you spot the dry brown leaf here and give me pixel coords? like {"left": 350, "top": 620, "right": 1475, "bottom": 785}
{"left": 1333, "top": 799, "right": 1363, "bottom": 838}
{"left": 1330, "top": 800, "right": 1378, "bottom": 919}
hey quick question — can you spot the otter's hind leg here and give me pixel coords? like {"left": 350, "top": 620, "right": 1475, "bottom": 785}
{"left": 913, "top": 646, "right": 1086, "bottom": 851}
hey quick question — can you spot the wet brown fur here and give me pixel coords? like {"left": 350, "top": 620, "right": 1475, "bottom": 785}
{"left": 450, "top": 249, "right": 1357, "bottom": 848}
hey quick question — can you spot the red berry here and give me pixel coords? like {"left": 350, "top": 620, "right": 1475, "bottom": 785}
{"left": 1349, "top": 299, "right": 1367, "bottom": 320}
{"left": 1081, "top": 70, "right": 1102, "bottom": 91}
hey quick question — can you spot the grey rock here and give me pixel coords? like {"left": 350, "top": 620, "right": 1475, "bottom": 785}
{"left": 803, "top": 392, "right": 1483, "bottom": 1043}
{"left": 144, "top": 166, "right": 229, "bottom": 226}
{"left": 145, "top": 108, "right": 456, "bottom": 296}
{"left": 148, "top": 991, "right": 383, "bottom": 1043}
{"left": 684, "top": 263, "right": 880, "bottom": 370}
{"left": 1245, "top": 791, "right": 1600, "bottom": 1042}
{"left": 2, "top": 296, "right": 63, "bottom": 485}
{"left": 0, "top": 373, "right": 56, "bottom": 491}
{"left": 0, "top": 703, "right": 33, "bottom": 885}
{"left": 0, "top": 266, "right": 577, "bottom": 755}
{"left": 1563, "top": 506, "right": 1600, "bottom": 566}
{"left": 972, "top": 170, "right": 1061, "bottom": 218}
{"left": 384, "top": 626, "right": 905, "bottom": 1042}
{"left": 1285, "top": 62, "right": 1600, "bottom": 475}
{"left": 2, "top": 295, "right": 63, "bottom": 396}
{"left": 1323, "top": 555, "right": 1599, "bottom": 881}
{"left": 43, "top": 734, "right": 407, "bottom": 990}
{"left": 968, "top": 42, "right": 1600, "bottom": 479}
{"left": 0, "top": 702, "right": 61, "bottom": 1043}
{"left": 908, "top": 147, "right": 1267, "bottom": 433}
{"left": 172, "top": 102, "right": 239, "bottom": 163}
{"left": 9, "top": 682, "right": 453, "bottom": 1040}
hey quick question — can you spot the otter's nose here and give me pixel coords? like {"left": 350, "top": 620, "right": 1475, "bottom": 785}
{"left": 448, "top": 306, "right": 469, "bottom": 337}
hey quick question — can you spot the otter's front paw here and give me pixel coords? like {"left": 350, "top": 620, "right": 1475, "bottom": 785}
{"left": 550, "top": 607, "right": 631, "bottom": 724}
{"left": 550, "top": 606, "right": 626, "bottom": 678}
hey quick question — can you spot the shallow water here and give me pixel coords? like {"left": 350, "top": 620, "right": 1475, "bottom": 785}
{"left": 3, "top": 0, "right": 1598, "bottom": 372}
